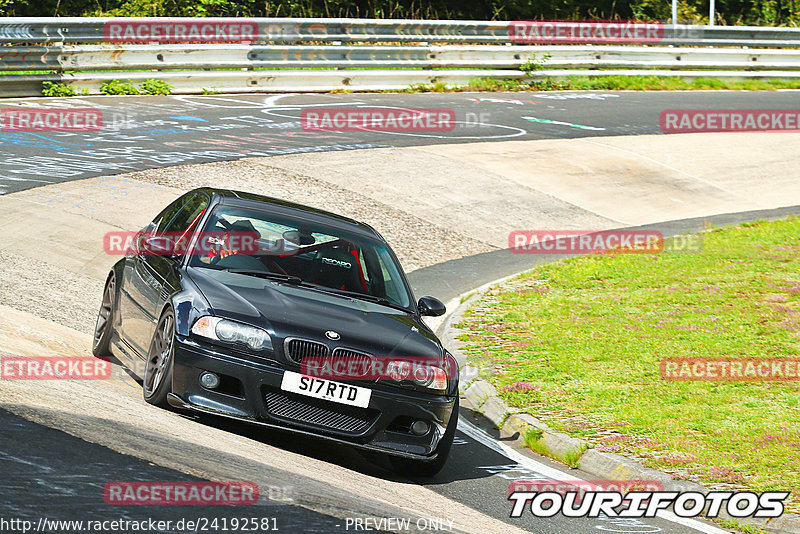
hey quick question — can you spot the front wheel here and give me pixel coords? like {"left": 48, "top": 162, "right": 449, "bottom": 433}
{"left": 92, "top": 274, "right": 116, "bottom": 357}
{"left": 143, "top": 309, "right": 175, "bottom": 408}
{"left": 389, "top": 397, "right": 458, "bottom": 478}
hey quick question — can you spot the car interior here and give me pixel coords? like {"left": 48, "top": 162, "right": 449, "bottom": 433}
{"left": 191, "top": 209, "right": 399, "bottom": 303}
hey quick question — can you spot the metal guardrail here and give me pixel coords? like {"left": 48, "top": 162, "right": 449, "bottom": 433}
{"left": 1, "top": 17, "right": 800, "bottom": 96}
{"left": 2, "top": 17, "right": 800, "bottom": 46}
{"left": 5, "top": 18, "right": 510, "bottom": 44}
{"left": 5, "top": 44, "right": 800, "bottom": 72}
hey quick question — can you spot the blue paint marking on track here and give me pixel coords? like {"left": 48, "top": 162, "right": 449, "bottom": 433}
{"left": 169, "top": 115, "right": 209, "bottom": 122}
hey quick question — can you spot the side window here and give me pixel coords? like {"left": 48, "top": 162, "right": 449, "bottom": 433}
{"left": 159, "top": 193, "right": 209, "bottom": 235}
{"left": 154, "top": 195, "right": 190, "bottom": 234}
{"left": 378, "top": 259, "right": 400, "bottom": 303}
{"left": 373, "top": 247, "right": 409, "bottom": 307}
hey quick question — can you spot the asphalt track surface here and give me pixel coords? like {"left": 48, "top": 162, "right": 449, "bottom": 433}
{"left": 3, "top": 91, "right": 795, "bottom": 533}
{"left": 0, "top": 408, "right": 352, "bottom": 533}
{"left": 0, "top": 403, "right": 712, "bottom": 534}
{"left": 2, "top": 90, "right": 800, "bottom": 194}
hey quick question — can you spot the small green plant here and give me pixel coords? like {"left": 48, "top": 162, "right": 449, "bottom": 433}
{"left": 520, "top": 53, "right": 551, "bottom": 75}
{"left": 404, "top": 82, "right": 430, "bottom": 92}
{"left": 202, "top": 87, "right": 222, "bottom": 95}
{"left": 522, "top": 427, "right": 587, "bottom": 468}
{"left": 100, "top": 80, "right": 141, "bottom": 95}
{"left": 397, "top": 81, "right": 450, "bottom": 93}
{"left": 460, "top": 291, "right": 476, "bottom": 304}
{"left": 563, "top": 443, "right": 589, "bottom": 469}
{"left": 523, "top": 427, "right": 544, "bottom": 449}
{"left": 41, "top": 82, "right": 87, "bottom": 97}
{"left": 718, "top": 519, "right": 768, "bottom": 534}
{"left": 139, "top": 78, "right": 173, "bottom": 95}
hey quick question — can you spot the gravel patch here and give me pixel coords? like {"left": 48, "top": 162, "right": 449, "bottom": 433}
{"left": 126, "top": 159, "right": 496, "bottom": 272}
{"left": 0, "top": 249, "right": 102, "bottom": 335}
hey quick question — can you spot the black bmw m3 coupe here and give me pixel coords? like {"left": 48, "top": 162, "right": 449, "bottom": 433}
{"left": 93, "top": 188, "right": 459, "bottom": 476}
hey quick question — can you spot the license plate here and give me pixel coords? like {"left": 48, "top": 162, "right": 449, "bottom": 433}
{"left": 280, "top": 371, "right": 371, "bottom": 408}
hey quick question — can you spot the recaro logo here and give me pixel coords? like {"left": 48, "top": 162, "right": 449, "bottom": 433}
{"left": 321, "top": 257, "right": 351, "bottom": 269}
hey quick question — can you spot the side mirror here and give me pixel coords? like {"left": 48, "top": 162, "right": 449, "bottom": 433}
{"left": 141, "top": 236, "right": 178, "bottom": 258}
{"left": 418, "top": 296, "right": 446, "bottom": 317}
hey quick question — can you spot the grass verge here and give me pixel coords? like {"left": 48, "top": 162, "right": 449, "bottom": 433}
{"left": 397, "top": 75, "right": 800, "bottom": 92}
{"left": 10, "top": 72, "right": 800, "bottom": 97}
{"left": 456, "top": 218, "right": 800, "bottom": 511}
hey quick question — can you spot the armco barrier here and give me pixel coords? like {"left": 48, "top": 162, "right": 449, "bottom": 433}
{"left": 2, "top": 17, "right": 800, "bottom": 45}
{"left": 4, "top": 44, "right": 800, "bottom": 72}
{"left": 1, "top": 17, "right": 800, "bottom": 96}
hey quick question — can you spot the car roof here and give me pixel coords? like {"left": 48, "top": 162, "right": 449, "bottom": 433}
{"left": 192, "top": 188, "right": 380, "bottom": 238}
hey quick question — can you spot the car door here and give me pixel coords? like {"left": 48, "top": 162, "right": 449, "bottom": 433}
{"left": 118, "top": 192, "right": 209, "bottom": 358}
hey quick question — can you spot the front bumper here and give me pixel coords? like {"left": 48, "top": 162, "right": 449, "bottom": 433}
{"left": 169, "top": 335, "right": 457, "bottom": 461}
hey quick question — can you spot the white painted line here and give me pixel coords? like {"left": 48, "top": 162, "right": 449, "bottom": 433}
{"left": 459, "top": 416, "right": 589, "bottom": 482}
{"left": 457, "top": 417, "right": 730, "bottom": 534}
{"left": 262, "top": 94, "right": 368, "bottom": 109}
{"left": 522, "top": 116, "right": 606, "bottom": 131}
{"left": 0, "top": 175, "right": 53, "bottom": 183}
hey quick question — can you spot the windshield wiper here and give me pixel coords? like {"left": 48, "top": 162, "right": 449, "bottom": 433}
{"left": 316, "top": 287, "right": 407, "bottom": 311}
{"left": 223, "top": 269, "right": 303, "bottom": 285}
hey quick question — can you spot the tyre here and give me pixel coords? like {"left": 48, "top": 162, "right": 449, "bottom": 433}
{"left": 389, "top": 396, "right": 458, "bottom": 478}
{"left": 143, "top": 308, "right": 176, "bottom": 408}
{"left": 92, "top": 274, "right": 116, "bottom": 357}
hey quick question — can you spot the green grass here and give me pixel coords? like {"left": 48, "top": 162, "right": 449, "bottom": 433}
{"left": 457, "top": 218, "right": 800, "bottom": 511}
{"left": 399, "top": 75, "right": 800, "bottom": 93}
{"left": 718, "top": 518, "right": 770, "bottom": 534}
{"left": 7, "top": 69, "right": 800, "bottom": 97}
{"left": 0, "top": 71, "right": 54, "bottom": 75}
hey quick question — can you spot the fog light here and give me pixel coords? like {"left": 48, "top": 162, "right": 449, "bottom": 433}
{"left": 410, "top": 420, "right": 430, "bottom": 436}
{"left": 200, "top": 372, "right": 221, "bottom": 390}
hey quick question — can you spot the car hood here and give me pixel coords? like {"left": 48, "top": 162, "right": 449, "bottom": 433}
{"left": 186, "top": 266, "right": 441, "bottom": 359}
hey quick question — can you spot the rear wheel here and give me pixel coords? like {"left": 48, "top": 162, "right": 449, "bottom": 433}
{"left": 92, "top": 274, "right": 115, "bottom": 357}
{"left": 143, "top": 309, "right": 175, "bottom": 408}
{"left": 389, "top": 396, "right": 458, "bottom": 478}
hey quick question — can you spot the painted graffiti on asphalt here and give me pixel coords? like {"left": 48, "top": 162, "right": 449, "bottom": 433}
{"left": 0, "top": 94, "right": 531, "bottom": 193}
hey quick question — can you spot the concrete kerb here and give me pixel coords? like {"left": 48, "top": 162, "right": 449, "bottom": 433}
{"left": 430, "top": 271, "right": 517, "bottom": 389}
{"left": 434, "top": 271, "right": 596, "bottom": 466}
{"left": 438, "top": 271, "right": 800, "bottom": 534}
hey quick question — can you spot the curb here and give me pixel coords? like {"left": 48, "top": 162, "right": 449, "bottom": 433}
{"left": 439, "top": 276, "right": 800, "bottom": 534}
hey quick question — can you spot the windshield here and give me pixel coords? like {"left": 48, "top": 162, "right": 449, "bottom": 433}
{"left": 188, "top": 205, "right": 413, "bottom": 309}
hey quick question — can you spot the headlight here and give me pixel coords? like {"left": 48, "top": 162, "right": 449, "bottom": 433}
{"left": 385, "top": 359, "right": 448, "bottom": 391}
{"left": 191, "top": 316, "right": 272, "bottom": 351}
